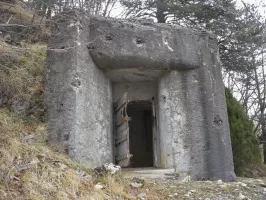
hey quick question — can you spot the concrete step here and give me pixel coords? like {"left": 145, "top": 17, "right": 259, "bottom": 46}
{"left": 123, "top": 168, "right": 177, "bottom": 180}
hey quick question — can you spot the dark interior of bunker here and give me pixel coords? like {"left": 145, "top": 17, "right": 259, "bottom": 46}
{"left": 127, "top": 101, "right": 153, "bottom": 168}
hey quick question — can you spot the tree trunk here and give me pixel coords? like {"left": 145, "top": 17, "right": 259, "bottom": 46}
{"left": 156, "top": 10, "right": 166, "bottom": 23}
{"left": 264, "top": 143, "right": 266, "bottom": 163}
{"left": 155, "top": 0, "right": 166, "bottom": 23}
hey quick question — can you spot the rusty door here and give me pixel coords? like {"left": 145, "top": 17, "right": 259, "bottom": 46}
{"left": 115, "top": 92, "right": 132, "bottom": 167}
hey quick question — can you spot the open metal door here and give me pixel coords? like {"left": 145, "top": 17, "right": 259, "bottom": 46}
{"left": 115, "top": 92, "right": 132, "bottom": 167}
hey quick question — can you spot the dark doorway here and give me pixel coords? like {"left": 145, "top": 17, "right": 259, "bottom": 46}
{"left": 127, "top": 101, "right": 153, "bottom": 167}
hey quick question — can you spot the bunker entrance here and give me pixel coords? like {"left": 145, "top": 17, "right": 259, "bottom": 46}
{"left": 114, "top": 92, "right": 157, "bottom": 168}
{"left": 127, "top": 101, "right": 153, "bottom": 167}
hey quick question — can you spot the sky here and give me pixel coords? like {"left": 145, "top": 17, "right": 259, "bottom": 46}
{"left": 236, "top": 0, "right": 265, "bottom": 16}
{"left": 110, "top": 0, "right": 266, "bottom": 18}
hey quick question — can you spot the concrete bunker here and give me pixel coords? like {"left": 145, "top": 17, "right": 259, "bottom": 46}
{"left": 46, "top": 10, "right": 236, "bottom": 181}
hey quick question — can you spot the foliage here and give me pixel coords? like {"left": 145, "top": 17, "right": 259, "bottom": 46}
{"left": 120, "top": 0, "right": 237, "bottom": 25}
{"left": 226, "top": 88, "right": 262, "bottom": 176}
{"left": 29, "top": 0, "right": 118, "bottom": 18}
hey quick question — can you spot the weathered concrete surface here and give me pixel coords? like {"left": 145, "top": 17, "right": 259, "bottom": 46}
{"left": 112, "top": 82, "right": 157, "bottom": 102}
{"left": 46, "top": 10, "right": 236, "bottom": 181}
{"left": 158, "top": 68, "right": 235, "bottom": 181}
{"left": 46, "top": 11, "right": 113, "bottom": 167}
{"left": 157, "top": 33, "right": 236, "bottom": 180}
{"left": 87, "top": 17, "right": 208, "bottom": 70}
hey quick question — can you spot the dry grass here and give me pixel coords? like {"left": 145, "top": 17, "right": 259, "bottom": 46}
{"left": 0, "top": 42, "right": 46, "bottom": 118}
{"left": 0, "top": 0, "right": 50, "bottom": 39}
{"left": 0, "top": 0, "right": 33, "bottom": 23}
{"left": 0, "top": 107, "right": 163, "bottom": 199}
{"left": 0, "top": 109, "right": 144, "bottom": 199}
{"left": 0, "top": 108, "right": 92, "bottom": 199}
{"left": 243, "top": 163, "right": 266, "bottom": 178}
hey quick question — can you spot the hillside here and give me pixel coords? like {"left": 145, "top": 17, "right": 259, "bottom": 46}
{"left": 0, "top": 1, "right": 266, "bottom": 200}
{"left": 0, "top": 107, "right": 266, "bottom": 199}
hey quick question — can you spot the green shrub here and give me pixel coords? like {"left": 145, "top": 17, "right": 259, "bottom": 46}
{"left": 226, "top": 88, "right": 262, "bottom": 176}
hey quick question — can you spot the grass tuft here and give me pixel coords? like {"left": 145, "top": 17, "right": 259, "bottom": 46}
{"left": 0, "top": 42, "right": 46, "bottom": 120}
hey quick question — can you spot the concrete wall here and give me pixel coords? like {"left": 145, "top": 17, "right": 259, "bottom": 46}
{"left": 157, "top": 38, "right": 236, "bottom": 180}
{"left": 113, "top": 82, "right": 157, "bottom": 102}
{"left": 73, "top": 18, "right": 113, "bottom": 166}
{"left": 88, "top": 16, "right": 205, "bottom": 70}
{"left": 46, "top": 12, "right": 113, "bottom": 167}
{"left": 158, "top": 70, "right": 208, "bottom": 179}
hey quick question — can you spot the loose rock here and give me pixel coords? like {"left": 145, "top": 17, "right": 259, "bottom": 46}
{"left": 238, "top": 193, "right": 248, "bottom": 200}
{"left": 104, "top": 163, "right": 121, "bottom": 174}
{"left": 94, "top": 163, "right": 121, "bottom": 175}
{"left": 238, "top": 182, "right": 247, "bottom": 187}
{"left": 94, "top": 183, "right": 104, "bottom": 190}
{"left": 130, "top": 182, "right": 143, "bottom": 188}
{"left": 137, "top": 192, "right": 146, "bottom": 200}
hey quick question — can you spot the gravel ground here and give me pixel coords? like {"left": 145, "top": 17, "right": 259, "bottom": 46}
{"left": 136, "top": 177, "right": 266, "bottom": 200}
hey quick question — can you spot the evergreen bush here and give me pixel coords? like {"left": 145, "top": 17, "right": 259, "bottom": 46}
{"left": 226, "top": 88, "right": 262, "bottom": 176}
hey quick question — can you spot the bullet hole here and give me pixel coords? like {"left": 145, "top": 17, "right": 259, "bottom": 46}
{"left": 64, "top": 133, "right": 70, "bottom": 140}
{"left": 87, "top": 45, "right": 95, "bottom": 50}
{"left": 136, "top": 38, "right": 143, "bottom": 44}
{"left": 71, "top": 78, "right": 81, "bottom": 88}
{"left": 213, "top": 115, "right": 223, "bottom": 127}
{"left": 134, "top": 37, "right": 146, "bottom": 47}
{"left": 105, "top": 35, "right": 113, "bottom": 41}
